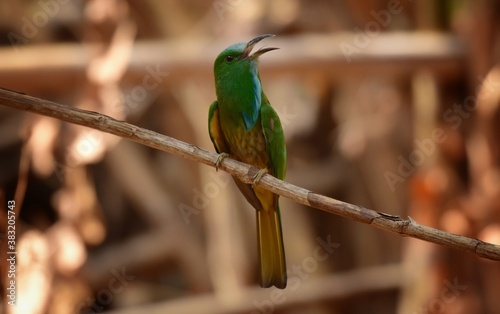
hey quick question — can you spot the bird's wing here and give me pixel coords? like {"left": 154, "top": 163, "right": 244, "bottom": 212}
{"left": 260, "top": 101, "right": 286, "bottom": 180}
{"left": 208, "top": 101, "right": 230, "bottom": 154}
{"left": 209, "top": 101, "right": 264, "bottom": 210}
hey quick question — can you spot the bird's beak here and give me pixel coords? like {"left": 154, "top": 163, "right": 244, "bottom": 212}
{"left": 240, "top": 34, "right": 279, "bottom": 60}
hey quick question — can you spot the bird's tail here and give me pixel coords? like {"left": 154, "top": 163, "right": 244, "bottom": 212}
{"left": 257, "top": 206, "right": 287, "bottom": 289}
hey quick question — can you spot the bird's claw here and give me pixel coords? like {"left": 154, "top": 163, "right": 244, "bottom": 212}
{"left": 252, "top": 168, "right": 268, "bottom": 188}
{"left": 215, "top": 153, "right": 229, "bottom": 171}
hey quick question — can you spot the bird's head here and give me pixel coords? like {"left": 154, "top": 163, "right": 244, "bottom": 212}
{"left": 214, "top": 34, "right": 278, "bottom": 80}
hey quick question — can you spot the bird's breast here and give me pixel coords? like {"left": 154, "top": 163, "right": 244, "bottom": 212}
{"left": 220, "top": 118, "right": 269, "bottom": 169}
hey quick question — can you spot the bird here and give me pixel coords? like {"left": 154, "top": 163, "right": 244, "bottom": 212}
{"left": 208, "top": 34, "right": 287, "bottom": 289}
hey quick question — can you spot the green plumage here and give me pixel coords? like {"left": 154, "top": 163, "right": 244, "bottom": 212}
{"left": 208, "top": 35, "right": 287, "bottom": 289}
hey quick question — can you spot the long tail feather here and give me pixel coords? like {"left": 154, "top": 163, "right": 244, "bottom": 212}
{"left": 257, "top": 207, "right": 286, "bottom": 289}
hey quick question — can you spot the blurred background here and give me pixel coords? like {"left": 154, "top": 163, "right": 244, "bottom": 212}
{"left": 1, "top": 0, "right": 500, "bottom": 313}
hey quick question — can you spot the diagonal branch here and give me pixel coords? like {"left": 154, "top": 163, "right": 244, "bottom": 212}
{"left": 1, "top": 87, "right": 499, "bottom": 261}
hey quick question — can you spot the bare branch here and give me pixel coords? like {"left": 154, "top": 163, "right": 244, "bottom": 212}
{"left": 1, "top": 87, "right": 499, "bottom": 261}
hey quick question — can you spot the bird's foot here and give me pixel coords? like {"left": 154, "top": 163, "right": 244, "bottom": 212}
{"left": 252, "top": 167, "right": 268, "bottom": 188}
{"left": 215, "top": 153, "right": 229, "bottom": 171}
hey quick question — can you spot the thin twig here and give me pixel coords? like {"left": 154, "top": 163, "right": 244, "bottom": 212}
{"left": 1, "top": 88, "right": 499, "bottom": 261}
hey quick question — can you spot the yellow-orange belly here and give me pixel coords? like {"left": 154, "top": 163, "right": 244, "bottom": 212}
{"left": 222, "top": 120, "right": 269, "bottom": 169}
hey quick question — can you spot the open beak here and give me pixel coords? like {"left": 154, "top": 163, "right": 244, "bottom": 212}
{"left": 240, "top": 34, "right": 279, "bottom": 60}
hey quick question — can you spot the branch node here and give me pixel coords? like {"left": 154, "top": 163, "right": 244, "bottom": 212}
{"left": 400, "top": 219, "right": 412, "bottom": 237}
{"left": 376, "top": 211, "right": 402, "bottom": 221}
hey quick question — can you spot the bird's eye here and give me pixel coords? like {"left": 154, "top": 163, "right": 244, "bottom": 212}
{"left": 225, "top": 55, "right": 235, "bottom": 62}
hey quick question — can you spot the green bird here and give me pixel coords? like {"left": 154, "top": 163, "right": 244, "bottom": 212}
{"left": 208, "top": 34, "right": 287, "bottom": 289}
